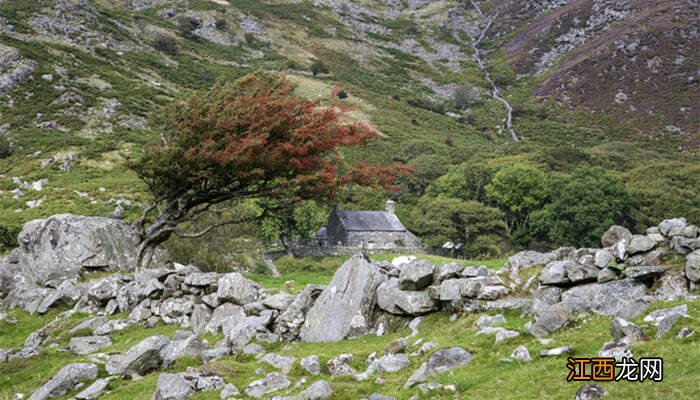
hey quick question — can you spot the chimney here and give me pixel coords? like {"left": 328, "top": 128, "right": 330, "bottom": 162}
{"left": 386, "top": 199, "right": 395, "bottom": 214}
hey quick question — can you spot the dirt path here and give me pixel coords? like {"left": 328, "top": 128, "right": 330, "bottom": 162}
{"left": 470, "top": 1, "right": 519, "bottom": 142}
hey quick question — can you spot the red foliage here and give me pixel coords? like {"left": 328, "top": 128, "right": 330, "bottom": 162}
{"left": 134, "top": 73, "right": 412, "bottom": 205}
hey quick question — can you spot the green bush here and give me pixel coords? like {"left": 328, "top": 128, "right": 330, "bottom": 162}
{"left": 531, "top": 167, "right": 630, "bottom": 247}
{"left": 0, "top": 136, "right": 12, "bottom": 159}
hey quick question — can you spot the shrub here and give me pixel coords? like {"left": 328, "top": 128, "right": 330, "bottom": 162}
{"left": 310, "top": 59, "right": 329, "bottom": 77}
{"left": 244, "top": 32, "right": 255, "bottom": 44}
{"left": 154, "top": 34, "right": 178, "bottom": 54}
{"left": 0, "top": 136, "right": 12, "bottom": 159}
{"left": 178, "top": 15, "right": 200, "bottom": 37}
{"left": 452, "top": 85, "right": 481, "bottom": 109}
{"left": 0, "top": 224, "right": 19, "bottom": 253}
{"left": 215, "top": 18, "right": 228, "bottom": 31}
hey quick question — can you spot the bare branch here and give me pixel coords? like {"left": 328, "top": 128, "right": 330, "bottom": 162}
{"left": 173, "top": 216, "right": 259, "bottom": 239}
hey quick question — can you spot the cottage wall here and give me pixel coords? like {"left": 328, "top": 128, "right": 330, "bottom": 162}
{"left": 346, "top": 231, "right": 421, "bottom": 248}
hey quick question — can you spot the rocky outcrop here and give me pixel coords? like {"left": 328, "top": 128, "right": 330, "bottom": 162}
{"left": 300, "top": 254, "right": 387, "bottom": 342}
{"left": 0, "top": 214, "right": 169, "bottom": 297}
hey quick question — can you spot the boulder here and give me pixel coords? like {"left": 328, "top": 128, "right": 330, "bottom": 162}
{"left": 433, "top": 262, "right": 463, "bottom": 283}
{"left": 262, "top": 291, "right": 294, "bottom": 311}
{"left": 244, "top": 372, "right": 291, "bottom": 398}
{"left": 601, "top": 225, "right": 632, "bottom": 247}
{"left": 474, "top": 314, "right": 506, "bottom": 330}
{"left": 376, "top": 279, "right": 437, "bottom": 315}
{"left": 75, "top": 378, "right": 111, "bottom": 400}
{"left": 659, "top": 218, "right": 687, "bottom": 236}
{"left": 596, "top": 268, "right": 618, "bottom": 283}
{"left": 152, "top": 373, "right": 194, "bottom": 400}
{"left": 216, "top": 273, "right": 260, "bottom": 305}
{"left": 540, "top": 260, "right": 597, "bottom": 285}
{"left": 404, "top": 347, "right": 473, "bottom": 388}
{"left": 528, "top": 302, "right": 574, "bottom": 337}
{"left": 303, "top": 380, "right": 332, "bottom": 400}
{"left": 385, "top": 338, "right": 408, "bottom": 354}
{"left": 523, "top": 286, "right": 562, "bottom": 318}
{"left": 686, "top": 250, "right": 700, "bottom": 283}
{"left": 184, "top": 272, "right": 219, "bottom": 287}
{"left": 643, "top": 304, "right": 688, "bottom": 325}
{"left": 161, "top": 334, "right": 206, "bottom": 368}
{"left": 505, "top": 250, "right": 562, "bottom": 271}
{"left": 28, "top": 363, "right": 98, "bottom": 400}
{"left": 357, "top": 354, "right": 410, "bottom": 380}
{"left": 220, "top": 383, "right": 240, "bottom": 398}
{"left": 274, "top": 284, "right": 324, "bottom": 341}
{"left": 207, "top": 303, "right": 245, "bottom": 334}
{"left": 560, "top": 279, "right": 650, "bottom": 319}
{"left": 190, "top": 304, "right": 212, "bottom": 335}
{"left": 300, "top": 254, "right": 386, "bottom": 342}
{"left": 106, "top": 335, "right": 169, "bottom": 376}
{"left": 627, "top": 235, "right": 657, "bottom": 255}
{"left": 13, "top": 214, "right": 169, "bottom": 289}
{"left": 398, "top": 259, "right": 434, "bottom": 290}
{"left": 69, "top": 336, "right": 112, "bottom": 355}
{"left": 391, "top": 256, "right": 416, "bottom": 267}
{"left": 621, "top": 266, "right": 666, "bottom": 280}
{"left": 460, "top": 265, "right": 491, "bottom": 278}
{"left": 540, "top": 345, "right": 573, "bottom": 357}
{"left": 300, "top": 355, "right": 321, "bottom": 375}
{"left": 594, "top": 249, "right": 616, "bottom": 269}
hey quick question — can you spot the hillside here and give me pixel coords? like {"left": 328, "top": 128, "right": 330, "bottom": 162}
{"left": 1, "top": 0, "right": 698, "bottom": 255}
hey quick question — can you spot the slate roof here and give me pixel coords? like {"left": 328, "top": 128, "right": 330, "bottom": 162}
{"left": 336, "top": 210, "right": 407, "bottom": 232}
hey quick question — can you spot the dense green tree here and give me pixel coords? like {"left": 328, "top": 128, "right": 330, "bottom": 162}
{"left": 623, "top": 161, "right": 700, "bottom": 230}
{"left": 531, "top": 167, "right": 630, "bottom": 247}
{"left": 426, "top": 161, "right": 495, "bottom": 202}
{"left": 407, "top": 197, "right": 509, "bottom": 258}
{"left": 485, "top": 164, "right": 547, "bottom": 233}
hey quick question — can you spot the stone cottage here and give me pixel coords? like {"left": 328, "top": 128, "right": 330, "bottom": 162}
{"left": 317, "top": 200, "right": 421, "bottom": 249}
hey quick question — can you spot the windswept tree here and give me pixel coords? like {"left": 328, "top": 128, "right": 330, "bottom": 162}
{"left": 130, "top": 73, "right": 411, "bottom": 268}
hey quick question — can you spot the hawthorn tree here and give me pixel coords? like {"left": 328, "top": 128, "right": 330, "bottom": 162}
{"left": 130, "top": 73, "right": 410, "bottom": 269}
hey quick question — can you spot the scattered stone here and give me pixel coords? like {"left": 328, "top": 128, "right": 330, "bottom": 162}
{"left": 511, "top": 345, "right": 531, "bottom": 362}
{"left": 75, "top": 378, "right": 111, "bottom": 400}
{"left": 474, "top": 314, "right": 506, "bottom": 330}
{"left": 598, "top": 338, "right": 633, "bottom": 361}
{"left": 260, "top": 353, "right": 296, "bottom": 374}
{"left": 385, "top": 338, "right": 408, "bottom": 354}
{"left": 300, "top": 355, "right": 321, "bottom": 375}
{"left": 69, "top": 336, "right": 112, "bottom": 355}
{"left": 574, "top": 383, "right": 608, "bottom": 400}
{"left": 676, "top": 328, "right": 693, "bottom": 338}
{"left": 611, "top": 317, "right": 645, "bottom": 340}
{"left": 326, "top": 354, "right": 356, "bottom": 377}
{"left": 404, "top": 347, "right": 473, "bottom": 388}
{"left": 152, "top": 373, "right": 194, "bottom": 400}
{"left": 242, "top": 343, "right": 264, "bottom": 355}
{"left": 643, "top": 304, "right": 688, "bottom": 325}
{"left": 27, "top": 363, "right": 98, "bottom": 400}
{"left": 106, "top": 335, "right": 169, "bottom": 376}
{"left": 417, "top": 381, "right": 441, "bottom": 394}
{"left": 195, "top": 375, "right": 225, "bottom": 392}
{"left": 302, "top": 380, "right": 332, "bottom": 400}
{"left": 540, "top": 346, "right": 573, "bottom": 357}
{"left": 220, "top": 383, "right": 240, "bottom": 398}
{"left": 245, "top": 372, "right": 291, "bottom": 398}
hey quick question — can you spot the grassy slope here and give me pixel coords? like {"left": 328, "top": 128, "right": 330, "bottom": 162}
{"left": 1, "top": 260, "right": 697, "bottom": 399}
{"left": 1, "top": 0, "right": 696, "bottom": 243}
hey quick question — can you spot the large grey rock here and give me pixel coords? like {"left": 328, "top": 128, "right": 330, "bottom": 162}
{"left": 643, "top": 304, "right": 688, "bottom": 325}
{"left": 505, "top": 250, "right": 562, "bottom": 271}
{"left": 561, "top": 279, "right": 650, "bottom": 319}
{"left": 376, "top": 279, "right": 437, "bottom": 315}
{"left": 222, "top": 314, "right": 268, "bottom": 350}
{"left": 207, "top": 303, "right": 245, "bottom": 334}
{"left": 523, "top": 286, "right": 563, "bottom": 318}
{"left": 686, "top": 250, "right": 700, "bottom": 283}
{"left": 106, "top": 335, "right": 169, "bottom": 376}
{"left": 303, "top": 380, "right": 332, "bottom": 400}
{"left": 627, "top": 235, "right": 657, "bottom": 255}
{"left": 621, "top": 266, "right": 666, "bottom": 280}
{"left": 528, "top": 302, "right": 574, "bottom": 338}
{"left": 398, "top": 259, "right": 434, "bottom": 290}
{"left": 433, "top": 262, "right": 463, "bottom": 283}
{"left": 184, "top": 272, "right": 219, "bottom": 287}
{"left": 216, "top": 272, "right": 260, "bottom": 305}
{"left": 10, "top": 214, "right": 169, "bottom": 290}
{"left": 596, "top": 268, "right": 618, "bottom": 283}
{"left": 262, "top": 291, "right": 294, "bottom": 311}
{"left": 404, "top": 347, "right": 473, "bottom": 388}
{"left": 474, "top": 314, "right": 506, "bottom": 330}
{"left": 300, "top": 254, "right": 386, "bottom": 342}
{"left": 601, "top": 225, "right": 632, "bottom": 247}
{"left": 220, "top": 383, "right": 240, "bottom": 399}
{"left": 245, "top": 372, "right": 291, "bottom": 398}
{"left": 69, "top": 336, "right": 112, "bottom": 355}
{"left": 75, "top": 378, "right": 111, "bottom": 400}
{"left": 161, "top": 334, "right": 206, "bottom": 368}
{"left": 594, "top": 249, "right": 616, "bottom": 268}
{"left": 356, "top": 354, "right": 410, "bottom": 380}
{"left": 274, "top": 284, "right": 324, "bottom": 341}
{"left": 152, "top": 373, "right": 194, "bottom": 400}
{"left": 540, "top": 260, "right": 597, "bottom": 285}
{"left": 28, "top": 363, "right": 98, "bottom": 400}
{"left": 659, "top": 218, "right": 687, "bottom": 236}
